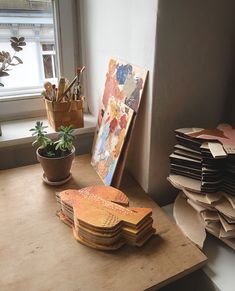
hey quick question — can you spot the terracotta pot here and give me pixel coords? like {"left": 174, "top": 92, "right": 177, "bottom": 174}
{"left": 36, "top": 146, "right": 75, "bottom": 182}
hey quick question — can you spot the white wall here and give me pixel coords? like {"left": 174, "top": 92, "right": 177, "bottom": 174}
{"left": 80, "top": 0, "right": 158, "bottom": 190}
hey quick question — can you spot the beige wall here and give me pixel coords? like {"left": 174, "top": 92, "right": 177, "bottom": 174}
{"left": 149, "top": 0, "right": 235, "bottom": 204}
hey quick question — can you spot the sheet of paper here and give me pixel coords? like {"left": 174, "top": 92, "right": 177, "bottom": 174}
{"left": 208, "top": 142, "right": 227, "bottom": 158}
{"left": 167, "top": 174, "right": 201, "bottom": 192}
{"left": 173, "top": 192, "right": 206, "bottom": 249}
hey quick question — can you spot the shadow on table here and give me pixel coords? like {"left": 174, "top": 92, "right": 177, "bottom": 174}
{"left": 148, "top": 269, "right": 220, "bottom": 291}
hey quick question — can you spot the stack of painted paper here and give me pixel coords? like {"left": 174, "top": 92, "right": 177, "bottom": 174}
{"left": 56, "top": 185, "right": 155, "bottom": 250}
{"left": 169, "top": 124, "right": 235, "bottom": 195}
{"left": 91, "top": 59, "right": 148, "bottom": 188}
{"left": 169, "top": 188, "right": 235, "bottom": 250}
{"left": 168, "top": 124, "right": 235, "bottom": 250}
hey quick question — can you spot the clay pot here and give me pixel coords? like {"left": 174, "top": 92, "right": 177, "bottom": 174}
{"left": 36, "top": 146, "right": 75, "bottom": 182}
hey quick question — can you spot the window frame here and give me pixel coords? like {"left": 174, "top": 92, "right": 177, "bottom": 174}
{"left": 0, "top": 0, "right": 87, "bottom": 122}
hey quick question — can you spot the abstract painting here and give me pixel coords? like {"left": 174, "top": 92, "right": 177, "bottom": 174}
{"left": 91, "top": 97, "right": 134, "bottom": 185}
{"left": 96, "top": 58, "right": 148, "bottom": 131}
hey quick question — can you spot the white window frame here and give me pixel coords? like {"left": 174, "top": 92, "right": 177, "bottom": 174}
{"left": 0, "top": 0, "right": 87, "bottom": 122}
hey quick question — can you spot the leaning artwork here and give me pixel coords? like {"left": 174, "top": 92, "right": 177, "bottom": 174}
{"left": 91, "top": 97, "right": 134, "bottom": 185}
{"left": 96, "top": 58, "right": 148, "bottom": 132}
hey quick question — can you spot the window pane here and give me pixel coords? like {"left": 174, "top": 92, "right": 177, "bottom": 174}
{"left": 42, "top": 44, "right": 54, "bottom": 51}
{"left": 0, "top": 0, "right": 58, "bottom": 96}
{"left": 43, "top": 54, "right": 53, "bottom": 78}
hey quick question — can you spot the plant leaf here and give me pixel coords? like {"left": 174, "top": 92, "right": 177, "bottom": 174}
{"left": 0, "top": 71, "right": 9, "bottom": 77}
{"left": 32, "top": 140, "right": 38, "bottom": 147}
{"left": 12, "top": 46, "right": 23, "bottom": 52}
{"left": 13, "top": 56, "right": 23, "bottom": 64}
{"left": 18, "top": 41, "right": 26, "bottom": 46}
{"left": 10, "top": 37, "right": 18, "bottom": 43}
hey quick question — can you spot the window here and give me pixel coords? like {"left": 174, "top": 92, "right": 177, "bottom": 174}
{"left": 0, "top": 0, "right": 57, "bottom": 96}
{"left": 0, "top": 0, "right": 81, "bottom": 120}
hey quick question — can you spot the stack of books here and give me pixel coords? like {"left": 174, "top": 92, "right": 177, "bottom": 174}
{"left": 168, "top": 124, "right": 235, "bottom": 250}
{"left": 56, "top": 185, "right": 155, "bottom": 250}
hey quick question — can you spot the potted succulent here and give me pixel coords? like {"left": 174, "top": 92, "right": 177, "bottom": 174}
{"left": 30, "top": 121, "right": 75, "bottom": 184}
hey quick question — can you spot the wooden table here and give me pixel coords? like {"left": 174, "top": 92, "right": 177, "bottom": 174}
{"left": 0, "top": 155, "right": 207, "bottom": 291}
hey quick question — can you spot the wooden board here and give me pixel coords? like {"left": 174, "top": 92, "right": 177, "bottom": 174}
{"left": 57, "top": 186, "right": 155, "bottom": 249}
{"left": 111, "top": 114, "right": 137, "bottom": 188}
{"left": 0, "top": 154, "right": 207, "bottom": 291}
{"left": 91, "top": 97, "right": 134, "bottom": 185}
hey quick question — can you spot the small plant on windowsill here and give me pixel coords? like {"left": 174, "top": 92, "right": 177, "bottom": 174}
{"left": 30, "top": 121, "right": 76, "bottom": 185}
{"left": 0, "top": 37, "right": 26, "bottom": 87}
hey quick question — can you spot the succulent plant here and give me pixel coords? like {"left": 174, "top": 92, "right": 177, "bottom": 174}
{"left": 0, "top": 36, "right": 26, "bottom": 87}
{"left": 30, "top": 121, "right": 75, "bottom": 158}
{"left": 54, "top": 125, "right": 75, "bottom": 152}
{"left": 30, "top": 121, "right": 52, "bottom": 148}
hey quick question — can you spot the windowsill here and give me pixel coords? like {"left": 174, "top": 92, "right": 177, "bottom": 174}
{"left": 0, "top": 113, "right": 96, "bottom": 148}
{"left": 0, "top": 91, "right": 42, "bottom": 101}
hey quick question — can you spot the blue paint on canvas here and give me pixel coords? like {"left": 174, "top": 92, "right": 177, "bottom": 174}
{"left": 104, "top": 162, "right": 116, "bottom": 185}
{"left": 116, "top": 64, "right": 133, "bottom": 85}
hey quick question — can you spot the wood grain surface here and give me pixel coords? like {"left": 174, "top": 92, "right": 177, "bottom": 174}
{"left": 0, "top": 155, "right": 207, "bottom": 291}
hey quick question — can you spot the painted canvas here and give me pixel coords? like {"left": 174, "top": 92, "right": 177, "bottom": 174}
{"left": 96, "top": 58, "right": 148, "bottom": 131}
{"left": 91, "top": 97, "right": 134, "bottom": 185}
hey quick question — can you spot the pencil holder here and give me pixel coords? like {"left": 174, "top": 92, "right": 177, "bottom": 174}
{"left": 44, "top": 98, "right": 84, "bottom": 131}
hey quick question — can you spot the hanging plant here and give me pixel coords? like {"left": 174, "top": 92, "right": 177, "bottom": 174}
{"left": 0, "top": 36, "right": 26, "bottom": 87}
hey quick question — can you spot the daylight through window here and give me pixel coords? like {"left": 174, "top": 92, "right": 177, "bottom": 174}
{"left": 42, "top": 43, "right": 57, "bottom": 80}
{"left": 0, "top": 0, "right": 58, "bottom": 97}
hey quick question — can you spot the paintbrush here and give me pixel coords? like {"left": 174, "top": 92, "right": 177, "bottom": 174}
{"left": 62, "top": 75, "right": 77, "bottom": 100}
{"left": 74, "top": 66, "right": 85, "bottom": 100}
{"left": 57, "top": 77, "right": 66, "bottom": 102}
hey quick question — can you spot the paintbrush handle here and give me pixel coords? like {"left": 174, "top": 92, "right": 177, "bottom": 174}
{"left": 57, "top": 77, "right": 66, "bottom": 102}
{"left": 62, "top": 75, "right": 77, "bottom": 98}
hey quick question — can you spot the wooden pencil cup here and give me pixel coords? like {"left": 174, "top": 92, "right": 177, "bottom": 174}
{"left": 44, "top": 98, "right": 84, "bottom": 131}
